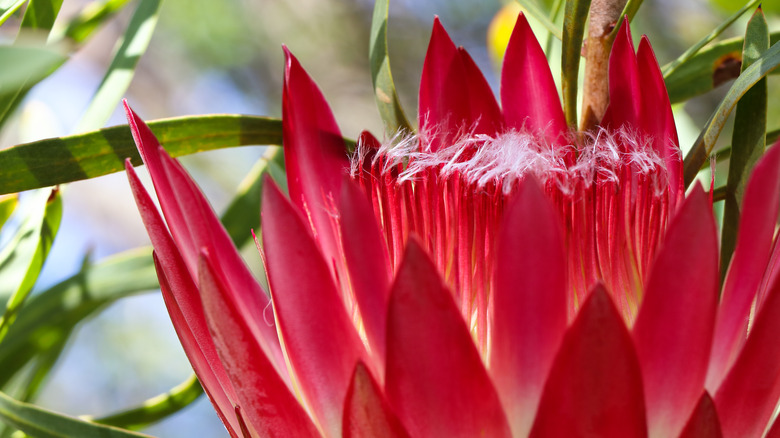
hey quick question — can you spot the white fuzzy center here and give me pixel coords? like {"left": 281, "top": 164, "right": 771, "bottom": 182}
{"left": 351, "top": 127, "right": 671, "bottom": 196}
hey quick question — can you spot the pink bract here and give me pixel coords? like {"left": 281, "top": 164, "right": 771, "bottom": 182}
{"left": 126, "top": 14, "right": 780, "bottom": 438}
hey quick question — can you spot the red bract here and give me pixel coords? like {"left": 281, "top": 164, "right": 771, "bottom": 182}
{"left": 126, "top": 15, "right": 780, "bottom": 438}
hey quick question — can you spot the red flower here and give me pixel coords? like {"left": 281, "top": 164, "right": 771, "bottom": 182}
{"left": 126, "top": 14, "right": 780, "bottom": 438}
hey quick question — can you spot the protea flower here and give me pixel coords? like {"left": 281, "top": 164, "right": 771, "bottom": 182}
{"left": 125, "top": 13, "right": 780, "bottom": 438}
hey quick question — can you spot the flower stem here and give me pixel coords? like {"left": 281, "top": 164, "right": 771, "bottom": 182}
{"left": 580, "top": 0, "right": 628, "bottom": 131}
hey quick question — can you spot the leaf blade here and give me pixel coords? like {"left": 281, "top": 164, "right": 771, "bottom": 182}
{"left": 561, "top": 0, "right": 590, "bottom": 128}
{"left": 0, "top": 114, "right": 283, "bottom": 195}
{"left": 0, "top": 189, "right": 62, "bottom": 343}
{"left": 683, "top": 38, "right": 780, "bottom": 187}
{"left": 0, "top": 390, "right": 153, "bottom": 438}
{"left": 74, "top": 0, "right": 162, "bottom": 131}
{"left": 369, "top": 0, "right": 412, "bottom": 134}
{"left": 721, "top": 7, "right": 769, "bottom": 277}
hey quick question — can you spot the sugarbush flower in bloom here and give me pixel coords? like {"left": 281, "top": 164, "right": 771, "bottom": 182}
{"left": 125, "top": 14, "right": 780, "bottom": 438}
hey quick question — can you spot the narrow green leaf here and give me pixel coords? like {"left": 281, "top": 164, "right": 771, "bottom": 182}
{"left": 89, "top": 374, "right": 202, "bottom": 431}
{"left": 0, "top": 150, "right": 278, "bottom": 388}
{"left": 0, "top": 114, "right": 282, "bottom": 195}
{"left": 0, "top": 195, "right": 18, "bottom": 230}
{"left": 0, "top": 189, "right": 62, "bottom": 343}
{"left": 721, "top": 7, "right": 768, "bottom": 277}
{"left": 0, "top": 248, "right": 156, "bottom": 389}
{"left": 221, "top": 147, "right": 283, "bottom": 248}
{"left": 561, "top": 0, "right": 590, "bottom": 128}
{"left": 683, "top": 39, "right": 780, "bottom": 187}
{"left": 14, "top": 336, "right": 68, "bottom": 403}
{"left": 543, "top": 0, "right": 565, "bottom": 59}
{"left": 0, "top": 45, "right": 66, "bottom": 127}
{"left": 701, "top": 128, "right": 780, "bottom": 171}
{"left": 57, "top": 0, "right": 133, "bottom": 44}
{"left": 0, "top": 46, "right": 66, "bottom": 92}
{"left": 664, "top": 34, "right": 780, "bottom": 105}
{"left": 74, "top": 0, "right": 161, "bottom": 131}
{"left": 369, "top": 0, "right": 412, "bottom": 134}
{"left": 0, "top": 390, "right": 152, "bottom": 438}
{"left": 662, "top": 0, "right": 761, "bottom": 79}
{"left": 514, "top": 0, "right": 562, "bottom": 41}
{"left": 608, "top": 0, "right": 643, "bottom": 40}
{"left": 0, "top": 0, "right": 27, "bottom": 27}
{"left": 20, "top": 0, "right": 63, "bottom": 31}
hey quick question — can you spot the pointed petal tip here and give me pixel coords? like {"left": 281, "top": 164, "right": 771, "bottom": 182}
{"left": 430, "top": 15, "right": 451, "bottom": 42}
{"left": 357, "top": 130, "right": 381, "bottom": 149}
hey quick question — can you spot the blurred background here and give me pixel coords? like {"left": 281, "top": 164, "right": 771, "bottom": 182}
{"left": 0, "top": 0, "right": 777, "bottom": 436}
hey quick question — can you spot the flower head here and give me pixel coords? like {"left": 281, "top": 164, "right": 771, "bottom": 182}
{"left": 126, "top": 14, "right": 780, "bottom": 438}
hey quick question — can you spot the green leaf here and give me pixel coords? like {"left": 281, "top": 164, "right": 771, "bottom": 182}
{"left": 721, "top": 7, "right": 768, "bottom": 278}
{"left": 663, "top": 0, "right": 762, "bottom": 85}
{"left": 702, "top": 128, "right": 780, "bottom": 171}
{"left": 543, "top": 0, "right": 564, "bottom": 59}
{"left": 0, "top": 0, "right": 27, "bottom": 27}
{"left": 57, "top": 0, "right": 133, "bottom": 44}
{"left": 0, "top": 45, "right": 67, "bottom": 127}
{"left": 0, "top": 195, "right": 18, "bottom": 230}
{"left": 664, "top": 33, "right": 780, "bottom": 104}
{"left": 0, "top": 114, "right": 282, "bottom": 195}
{"left": 683, "top": 38, "right": 780, "bottom": 187}
{"left": 0, "top": 149, "right": 279, "bottom": 389}
{"left": 74, "top": 0, "right": 162, "bottom": 131}
{"left": 89, "top": 374, "right": 202, "bottom": 431}
{"left": 0, "top": 189, "right": 62, "bottom": 344}
{"left": 221, "top": 147, "right": 283, "bottom": 248}
{"left": 0, "top": 390, "right": 152, "bottom": 438}
{"left": 369, "top": 0, "right": 412, "bottom": 134}
{"left": 608, "top": 0, "right": 643, "bottom": 41}
{"left": 20, "top": 0, "right": 63, "bottom": 32}
{"left": 0, "top": 248, "right": 157, "bottom": 389}
{"left": 0, "top": 46, "right": 66, "bottom": 92}
{"left": 514, "top": 0, "right": 562, "bottom": 41}
{"left": 561, "top": 0, "right": 590, "bottom": 128}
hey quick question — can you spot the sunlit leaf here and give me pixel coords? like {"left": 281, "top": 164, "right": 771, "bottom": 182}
{"left": 721, "top": 7, "right": 768, "bottom": 277}
{"left": 0, "top": 46, "right": 65, "bottom": 92}
{"left": 369, "top": 0, "right": 412, "bottom": 134}
{"left": 0, "top": 114, "right": 283, "bottom": 195}
{"left": 20, "top": 0, "right": 63, "bottom": 32}
{"left": 0, "top": 390, "right": 152, "bottom": 438}
{"left": 683, "top": 39, "right": 780, "bottom": 187}
{"left": 0, "top": 0, "right": 27, "bottom": 27}
{"left": 0, "top": 45, "right": 66, "bottom": 126}
{"left": 74, "top": 0, "right": 161, "bottom": 131}
{"left": 0, "top": 189, "right": 62, "bottom": 343}
{"left": 0, "top": 195, "right": 18, "bottom": 230}
{"left": 57, "top": 0, "right": 133, "bottom": 44}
